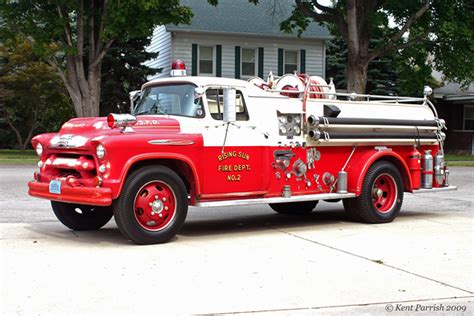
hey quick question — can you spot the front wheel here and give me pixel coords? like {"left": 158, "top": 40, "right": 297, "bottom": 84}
{"left": 269, "top": 201, "right": 318, "bottom": 215}
{"left": 51, "top": 201, "right": 113, "bottom": 231}
{"left": 343, "top": 161, "right": 403, "bottom": 223}
{"left": 114, "top": 166, "right": 188, "bottom": 244}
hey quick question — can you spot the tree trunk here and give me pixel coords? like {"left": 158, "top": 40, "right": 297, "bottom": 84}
{"left": 344, "top": 0, "right": 372, "bottom": 94}
{"left": 63, "top": 57, "right": 102, "bottom": 117}
{"left": 86, "top": 64, "right": 102, "bottom": 117}
{"left": 8, "top": 121, "right": 24, "bottom": 150}
{"left": 346, "top": 47, "right": 369, "bottom": 94}
{"left": 346, "top": 62, "right": 368, "bottom": 94}
{"left": 6, "top": 114, "right": 37, "bottom": 150}
{"left": 22, "top": 122, "right": 37, "bottom": 150}
{"left": 66, "top": 85, "right": 100, "bottom": 118}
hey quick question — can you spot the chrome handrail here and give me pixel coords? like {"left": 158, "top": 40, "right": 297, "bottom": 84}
{"left": 265, "top": 88, "right": 427, "bottom": 103}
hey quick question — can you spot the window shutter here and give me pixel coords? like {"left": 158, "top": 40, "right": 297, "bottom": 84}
{"left": 278, "top": 48, "right": 284, "bottom": 76}
{"left": 216, "top": 45, "right": 222, "bottom": 77}
{"left": 235, "top": 46, "right": 241, "bottom": 79}
{"left": 300, "top": 49, "right": 306, "bottom": 74}
{"left": 258, "top": 47, "right": 264, "bottom": 78}
{"left": 191, "top": 44, "right": 198, "bottom": 76}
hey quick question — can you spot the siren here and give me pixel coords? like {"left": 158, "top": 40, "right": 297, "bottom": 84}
{"left": 107, "top": 113, "right": 137, "bottom": 133}
{"left": 170, "top": 59, "right": 187, "bottom": 77}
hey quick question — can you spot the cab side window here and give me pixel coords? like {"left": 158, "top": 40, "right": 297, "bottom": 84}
{"left": 206, "top": 89, "right": 249, "bottom": 121}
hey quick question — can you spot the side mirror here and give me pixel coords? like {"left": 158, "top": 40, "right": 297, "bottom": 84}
{"left": 129, "top": 90, "right": 141, "bottom": 113}
{"left": 195, "top": 87, "right": 205, "bottom": 96}
{"left": 223, "top": 88, "right": 236, "bottom": 123}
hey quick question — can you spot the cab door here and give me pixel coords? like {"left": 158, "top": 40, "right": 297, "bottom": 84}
{"left": 200, "top": 88, "right": 269, "bottom": 197}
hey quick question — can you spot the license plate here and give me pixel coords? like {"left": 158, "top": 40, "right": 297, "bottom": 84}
{"left": 49, "top": 180, "right": 62, "bottom": 194}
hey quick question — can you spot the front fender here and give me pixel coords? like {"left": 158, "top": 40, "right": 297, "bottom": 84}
{"left": 90, "top": 132, "right": 203, "bottom": 200}
{"left": 111, "top": 153, "right": 201, "bottom": 200}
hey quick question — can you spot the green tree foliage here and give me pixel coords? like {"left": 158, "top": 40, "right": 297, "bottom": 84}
{"left": 281, "top": 0, "right": 474, "bottom": 93}
{"left": 387, "top": 0, "right": 474, "bottom": 88}
{"left": 395, "top": 43, "right": 440, "bottom": 97}
{"left": 0, "top": 0, "right": 192, "bottom": 117}
{"left": 0, "top": 38, "right": 74, "bottom": 149}
{"left": 326, "top": 25, "right": 440, "bottom": 97}
{"left": 100, "top": 38, "right": 159, "bottom": 116}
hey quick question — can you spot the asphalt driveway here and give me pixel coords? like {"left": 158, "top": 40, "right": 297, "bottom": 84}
{"left": 1, "top": 165, "right": 473, "bottom": 315}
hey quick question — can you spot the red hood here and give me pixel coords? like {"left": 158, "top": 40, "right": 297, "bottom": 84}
{"left": 60, "top": 116, "right": 181, "bottom": 135}
{"left": 33, "top": 116, "right": 182, "bottom": 150}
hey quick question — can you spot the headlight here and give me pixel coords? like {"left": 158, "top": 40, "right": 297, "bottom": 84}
{"left": 279, "top": 126, "right": 287, "bottom": 135}
{"left": 35, "top": 143, "right": 43, "bottom": 156}
{"left": 96, "top": 144, "right": 106, "bottom": 159}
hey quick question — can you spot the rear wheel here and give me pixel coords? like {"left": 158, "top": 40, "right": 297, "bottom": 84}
{"left": 269, "top": 201, "right": 318, "bottom": 215}
{"left": 343, "top": 161, "right": 403, "bottom": 223}
{"left": 114, "top": 165, "right": 188, "bottom": 244}
{"left": 51, "top": 201, "right": 113, "bottom": 231}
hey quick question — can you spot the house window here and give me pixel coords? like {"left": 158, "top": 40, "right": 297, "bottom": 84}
{"left": 464, "top": 104, "right": 474, "bottom": 130}
{"left": 241, "top": 48, "right": 257, "bottom": 77}
{"left": 199, "top": 46, "right": 214, "bottom": 75}
{"left": 284, "top": 50, "right": 299, "bottom": 74}
{"left": 206, "top": 89, "right": 249, "bottom": 121}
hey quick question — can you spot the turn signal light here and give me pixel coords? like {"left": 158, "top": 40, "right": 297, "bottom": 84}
{"left": 94, "top": 176, "right": 103, "bottom": 187}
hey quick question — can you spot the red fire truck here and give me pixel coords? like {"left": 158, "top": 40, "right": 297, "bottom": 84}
{"left": 28, "top": 61, "right": 456, "bottom": 244}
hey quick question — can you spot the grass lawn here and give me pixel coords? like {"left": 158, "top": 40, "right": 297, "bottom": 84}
{"left": 0, "top": 149, "right": 37, "bottom": 165}
{"left": 445, "top": 153, "right": 474, "bottom": 166}
{"left": 444, "top": 154, "right": 474, "bottom": 161}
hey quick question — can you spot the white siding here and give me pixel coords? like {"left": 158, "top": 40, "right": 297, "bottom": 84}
{"left": 305, "top": 46, "right": 324, "bottom": 76}
{"left": 171, "top": 32, "right": 326, "bottom": 79}
{"left": 172, "top": 35, "right": 193, "bottom": 74}
{"left": 264, "top": 46, "right": 279, "bottom": 78}
{"left": 221, "top": 44, "right": 234, "bottom": 78}
{"left": 145, "top": 26, "right": 172, "bottom": 80}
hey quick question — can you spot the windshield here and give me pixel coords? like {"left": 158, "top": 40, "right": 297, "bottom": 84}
{"left": 133, "top": 83, "right": 204, "bottom": 117}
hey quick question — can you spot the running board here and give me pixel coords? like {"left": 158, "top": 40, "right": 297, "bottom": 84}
{"left": 194, "top": 192, "right": 356, "bottom": 208}
{"left": 410, "top": 186, "right": 457, "bottom": 194}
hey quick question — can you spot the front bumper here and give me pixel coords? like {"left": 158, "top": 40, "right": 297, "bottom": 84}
{"left": 28, "top": 181, "right": 113, "bottom": 206}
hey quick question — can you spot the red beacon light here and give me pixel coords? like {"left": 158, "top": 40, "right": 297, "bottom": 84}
{"left": 170, "top": 59, "right": 187, "bottom": 77}
{"left": 107, "top": 113, "right": 137, "bottom": 133}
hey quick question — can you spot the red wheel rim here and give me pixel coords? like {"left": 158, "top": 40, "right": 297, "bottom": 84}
{"left": 372, "top": 173, "right": 397, "bottom": 214}
{"left": 133, "top": 181, "right": 177, "bottom": 231}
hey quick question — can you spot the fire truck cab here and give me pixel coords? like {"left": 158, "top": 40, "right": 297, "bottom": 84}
{"left": 28, "top": 62, "right": 456, "bottom": 244}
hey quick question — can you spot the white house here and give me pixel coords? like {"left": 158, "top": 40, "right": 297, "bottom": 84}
{"left": 432, "top": 69, "right": 474, "bottom": 153}
{"left": 145, "top": 0, "right": 331, "bottom": 80}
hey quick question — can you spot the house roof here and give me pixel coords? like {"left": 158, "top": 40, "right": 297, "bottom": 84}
{"left": 434, "top": 82, "right": 474, "bottom": 102}
{"left": 432, "top": 69, "right": 474, "bottom": 102}
{"left": 166, "top": 0, "right": 331, "bottom": 40}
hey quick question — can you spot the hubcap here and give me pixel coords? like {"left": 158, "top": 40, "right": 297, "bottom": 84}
{"left": 151, "top": 200, "right": 164, "bottom": 213}
{"left": 373, "top": 188, "right": 383, "bottom": 199}
{"left": 133, "top": 181, "right": 176, "bottom": 231}
{"left": 372, "top": 173, "right": 397, "bottom": 214}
